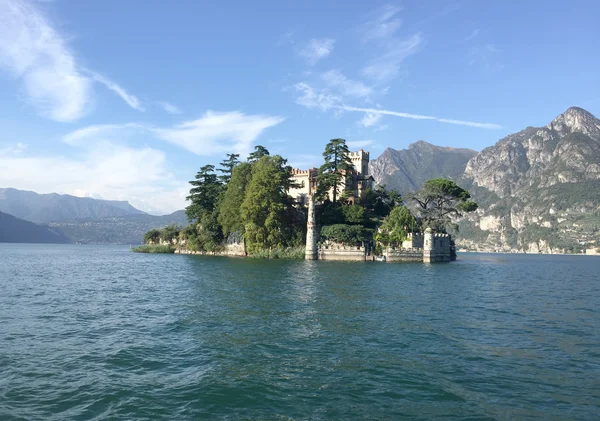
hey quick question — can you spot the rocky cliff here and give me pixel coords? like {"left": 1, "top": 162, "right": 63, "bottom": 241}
{"left": 370, "top": 107, "right": 600, "bottom": 254}
{"left": 369, "top": 141, "right": 477, "bottom": 192}
{"left": 458, "top": 107, "right": 600, "bottom": 253}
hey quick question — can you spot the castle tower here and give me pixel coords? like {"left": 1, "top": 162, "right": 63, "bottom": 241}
{"left": 305, "top": 193, "right": 318, "bottom": 260}
{"left": 423, "top": 227, "right": 434, "bottom": 263}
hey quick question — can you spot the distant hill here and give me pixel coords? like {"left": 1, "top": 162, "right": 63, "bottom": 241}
{"left": 0, "top": 188, "right": 145, "bottom": 224}
{"left": 369, "top": 141, "right": 477, "bottom": 193}
{"left": 48, "top": 210, "right": 188, "bottom": 244}
{"left": 0, "top": 211, "right": 69, "bottom": 243}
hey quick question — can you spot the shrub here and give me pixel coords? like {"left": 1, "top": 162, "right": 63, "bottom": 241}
{"left": 320, "top": 224, "right": 365, "bottom": 244}
{"left": 132, "top": 244, "right": 175, "bottom": 253}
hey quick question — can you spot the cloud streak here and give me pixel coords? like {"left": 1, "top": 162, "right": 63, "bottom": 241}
{"left": 88, "top": 71, "right": 145, "bottom": 111}
{"left": 298, "top": 38, "right": 335, "bottom": 65}
{"left": 0, "top": 0, "right": 92, "bottom": 121}
{"left": 0, "top": 0, "right": 146, "bottom": 121}
{"left": 342, "top": 105, "right": 502, "bottom": 129}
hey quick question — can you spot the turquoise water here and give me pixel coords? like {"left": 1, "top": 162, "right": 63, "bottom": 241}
{"left": 1, "top": 244, "right": 599, "bottom": 420}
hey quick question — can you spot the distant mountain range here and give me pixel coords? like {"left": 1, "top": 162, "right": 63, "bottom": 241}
{"left": 0, "top": 189, "right": 187, "bottom": 244}
{"left": 0, "top": 211, "right": 69, "bottom": 243}
{"left": 0, "top": 188, "right": 144, "bottom": 224}
{"left": 370, "top": 107, "right": 600, "bottom": 253}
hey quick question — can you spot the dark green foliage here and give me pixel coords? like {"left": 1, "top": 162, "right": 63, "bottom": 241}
{"left": 159, "top": 224, "right": 181, "bottom": 242}
{"left": 317, "top": 201, "right": 344, "bottom": 226}
{"left": 218, "top": 162, "right": 253, "bottom": 236}
{"left": 360, "top": 186, "right": 402, "bottom": 218}
{"left": 412, "top": 178, "right": 478, "bottom": 231}
{"left": 375, "top": 206, "right": 417, "bottom": 246}
{"left": 342, "top": 204, "right": 365, "bottom": 225}
{"left": 186, "top": 165, "right": 223, "bottom": 222}
{"left": 247, "top": 145, "right": 270, "bottom": 162}
{"left": 240, "top": 155, "right": 299, "bottom": 252}
{"left": 144, "top": 228, "right": 161, "bottom": 243}
{"left": 196, "top": 211, "right": 224, "bottom": 252}
{"left": 317, "top": 138, "right": 354, "bottom": 203}
{"left": 320, "top": 224, "right": 365, "bottom": 244}
{"left": 217, "top": 153, "right": 240, "bottom": 184}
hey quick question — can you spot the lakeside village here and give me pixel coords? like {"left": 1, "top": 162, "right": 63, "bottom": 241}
{"left": 137, "top": 139, "right": 478, "bottom": 263}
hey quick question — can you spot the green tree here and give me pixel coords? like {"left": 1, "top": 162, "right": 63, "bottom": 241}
{"left": 342, "top": 203, "right": 365, "bottom": 225}
{"left": 217, "top": 153, "right": 240, "bottom": 184}
{"left": 186, "top": 165, "right": 223, "bottom": 222}
{"left": 320, "top": 224, "right": 365, "bottom": 245}
{"left": 317, "top": 138, "right": 354, "bottom": 203}
{"left": 218, "top": 162, "right": 253, "bottom": 236}
{"left": 247, "top": 145, "right": 270, "bottom": 162}
{"left": 375, "top": 206, "right": 416, "bottom": 246}
{"left": 240, "top": 155, "right": 297, "bottom": 252}
{"left": 411, "top": 178, "right": 478, "bottom": 231}
{"left": 360, "top": 185, "right": 402, "bottom": 218}
{"left": 144, "top": 229, "right": 161, "bottom": 244}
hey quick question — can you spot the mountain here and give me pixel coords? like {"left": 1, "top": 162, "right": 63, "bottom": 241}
{"left": 47, "top": 210, "right": 188, "bottom": 244}
{"left": 369, "top": 107, "right": 600, "bottom": 254}
{"left": 0, "top": 211, "right": 69, "bottom": 243}
{"left": 0, "top": 188, "right": 145, "bottom": 224}
{"left": 457, "top": 107, "right": 600, "bottom": 253}
{"left": 369, "top": 141, "right": 477, "bottom": 193}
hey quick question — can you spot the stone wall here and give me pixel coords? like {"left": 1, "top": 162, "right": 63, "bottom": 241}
{"left": 319, "top": 245, "right": 366, "bottom": 261}
{"left": 384, "top": 248, "right": 423, "bottom": 262}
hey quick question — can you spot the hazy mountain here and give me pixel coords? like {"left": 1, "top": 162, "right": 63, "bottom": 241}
{"left": 0, "top": 211, "right": 69, "bottom": 243}
{"left": 48, "top": 210, "right": 188, "bottom": 244}
{"left": 0, "top": 188, "right": 145, "bottom": 224}
{"left": 369, "top": 141, "right": 477, "bottom": 193}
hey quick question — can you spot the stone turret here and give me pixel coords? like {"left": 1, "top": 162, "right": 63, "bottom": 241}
{"left": 305, "top": 194, "right": 318, "bottom": 260}
{"left": 423, "top": 227, "right": 434, "bottom": 263}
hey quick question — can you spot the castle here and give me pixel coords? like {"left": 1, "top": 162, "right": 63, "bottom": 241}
{"left": 288, "top": 149, "right": 373, "bottom": 205}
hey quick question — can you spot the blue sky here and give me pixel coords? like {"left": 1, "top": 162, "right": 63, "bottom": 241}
{"left": 0, "top": 0, "right": 599, "bottom": 213}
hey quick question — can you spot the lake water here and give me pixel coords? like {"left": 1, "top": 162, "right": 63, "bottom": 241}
{"left": 1, "top": 244, "right": 599, "bottom": 420}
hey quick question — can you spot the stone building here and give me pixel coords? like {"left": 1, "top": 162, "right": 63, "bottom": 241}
{"left": 288, "top": 149, "right": 373, "bottom": 205}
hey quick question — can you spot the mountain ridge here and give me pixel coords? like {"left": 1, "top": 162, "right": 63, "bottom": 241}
{"left": 0, "top": 188, "right": 146, "bottom": 224}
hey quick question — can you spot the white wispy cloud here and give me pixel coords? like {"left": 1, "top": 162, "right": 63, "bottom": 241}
{"left": 0, "top": 141, "right": 187, "bottom": 214}
{"left": 358, "top": 5, "right": 422, "bottom": 82}
{"left": 158, "top": 101, "right": 181, "bottom": 114}
{"left": 294, "top": 82, "right": 342, "bottom": 111}
{"left": 361, "top": 4, "right": 403, "bottom": 43}
{"left": 298, "top": 38, "right": 335, "bottom": 65}
{"left": 361, "top": 32, "right": 422, "bottom": 82}
{"left": 342, "top": 105, "right": 502, "bottom": 129}
{"left": 0, "top": 0, "right": 146, "bottom": 121}
{"left": 154, "top": 111, "right": 285, "bottom": 156}
{"left": 88, "top": 71, "right": 145, "bottom": 111}
{"left": 0, "top": 0, "right": 93, "bottom": 121}
{"left": 62, "top": 123, "right": 147, "bottom": 145}
{"left": 321, "top": 70, "right": 373, "bottom": 98}
{"left": 358, "top": 112, "right": 382, "bottom": 127}
{"left": 62, "top": 110, "right": 285, "bottom": 157}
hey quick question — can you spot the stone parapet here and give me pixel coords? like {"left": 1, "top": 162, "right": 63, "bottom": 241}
{"left": 319, "top": 246, "right": 366, "bottom": 261}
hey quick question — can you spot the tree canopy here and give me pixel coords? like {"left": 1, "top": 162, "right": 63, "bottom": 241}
{"left": 248, "top": 145, "right": 270, "bottom": 162}
{"left": 411, "top": 178, "right": 478, "bottom": 231}
{"left": 317, "top": 138, "right": 354, "bottom": 203}
{"left": 185, "top": 165, "right": 223, "bottom": 222}
{"left": 375, "top": 206, "right": 416, "bottom": 246}
{"left": 217, "top": 153, "right": 240, "bottom": 184}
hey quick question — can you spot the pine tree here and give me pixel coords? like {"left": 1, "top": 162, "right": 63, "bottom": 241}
{"left": 216, "top": 153, "right": 240, "bottom": 184}
{"left": 317, "top": 138, "right": 354, "bottom": 203}
{"left": 185, "top": 165, "right": 223, "bottom": 222}
{"left": 247, "top": 145, "right": 270, "bottom": 162}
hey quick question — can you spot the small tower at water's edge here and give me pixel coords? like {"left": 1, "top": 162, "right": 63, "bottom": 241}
{"left": 305, "top": 193, "right": 318, "bottom": 260}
